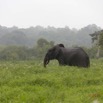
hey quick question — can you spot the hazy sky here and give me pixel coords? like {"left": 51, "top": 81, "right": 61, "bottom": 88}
{"left": 0, "top": 0, "right": 103, "bottom": 29}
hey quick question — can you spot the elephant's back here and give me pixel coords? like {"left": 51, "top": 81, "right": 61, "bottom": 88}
{"left": 61, "top": 47, "right": 90, "bottom": 67}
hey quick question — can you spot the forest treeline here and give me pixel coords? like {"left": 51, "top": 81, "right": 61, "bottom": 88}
{"left": 0, "top": 24, "right": 101, "bottom": 47}
{"left": 0, "top": 24, "right": 102, "bottom": 60}
{"left": 0, "top": 38, "right": 54, "bottom": 60}
{"left": 0, "top": 38, "right": 103, "bottom": 60}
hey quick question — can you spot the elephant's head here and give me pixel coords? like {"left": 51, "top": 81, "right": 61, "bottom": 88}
{"left": 44, "top": 44, "right": 64, "bottom": 67}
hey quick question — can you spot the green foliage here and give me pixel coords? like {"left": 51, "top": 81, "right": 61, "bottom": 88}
{"left": 89, "top": 30, "right": 103, "bottom": 58}
{"left": 0, "top": 60, "right": 103, "bottom": 103}
{"left": 99, "top": 32, "right": 103, "bottom": 48}
{"left": 0, "top": 37, "right": 103, "bottom": 61}
{"left": 37, "top": 38, "right": 49, "bottom": 47}
{"left": 36, "top": 38, "right": 54, "bottom": 58}
{"left": 0, "top": 46, "right": 30, "bottom": 60}
{"left": 0, "top": 38, "right": 54, "bottom": 60}
{"left": 90, "top": 30, "right": 103, "bottom": 47}
{"left": 0, "top": 44, "right": 103, "bottom": 61}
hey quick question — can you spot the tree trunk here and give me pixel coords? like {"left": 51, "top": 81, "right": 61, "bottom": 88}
{"left": 96, "top": 35, "right": 100, "bottom": 59}
{"left": 96, "top": 46, "right": 100, "bottom": 59}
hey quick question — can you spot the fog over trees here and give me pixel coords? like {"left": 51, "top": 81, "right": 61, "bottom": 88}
{"left": 0, "top": 24, "right": 102, "bottom": 60}
{"left": 0, "top": 24, "right": 101, "bottom": 47}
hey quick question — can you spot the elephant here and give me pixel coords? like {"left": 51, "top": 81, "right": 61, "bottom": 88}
{"left": 44, "top": 44, "right": 90, "bottom": 68}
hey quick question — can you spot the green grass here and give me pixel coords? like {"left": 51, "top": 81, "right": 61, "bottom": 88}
{"left": 0, "top": 59, "right": 103, "bottom": 103}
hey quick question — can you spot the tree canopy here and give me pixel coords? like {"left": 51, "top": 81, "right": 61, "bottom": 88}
{"left": 0, "top": 24, "right": 101, "bottom": 47}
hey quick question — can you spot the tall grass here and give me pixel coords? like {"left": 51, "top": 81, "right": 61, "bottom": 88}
{"left": 0, "top": 59, "right": 103, "bottom": 103}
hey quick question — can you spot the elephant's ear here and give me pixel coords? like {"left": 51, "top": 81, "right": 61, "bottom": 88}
{"left": 58, "top": 44, "right": 65, "bottom": 48}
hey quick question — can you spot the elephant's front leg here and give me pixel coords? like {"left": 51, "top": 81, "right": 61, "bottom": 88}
{"left": 58, "top": 57, "right": 65, "bottom": 66}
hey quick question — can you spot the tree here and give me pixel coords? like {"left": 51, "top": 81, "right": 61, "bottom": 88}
{"left": 99, "top": 31, "right": 103, "bottom": 48}
{"left": 36, "top": 38, "right": 54, "bottom": 58}
{"left": 90, "top": 30, "right": 103, "bottom": 58}
{"left": 37, "top": 38, "right": 49, "bottom": 47}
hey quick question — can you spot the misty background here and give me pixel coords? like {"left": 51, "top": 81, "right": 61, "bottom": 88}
{"left": 0, "top": 0, "right": 103, "bottom": 60}
{"left": 0, "top": 24, "right": 101, "bottom": 47}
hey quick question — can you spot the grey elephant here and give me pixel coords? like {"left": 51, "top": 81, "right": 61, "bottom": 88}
{"left": 44, "top": 44, "right": 90, "bottom": 68}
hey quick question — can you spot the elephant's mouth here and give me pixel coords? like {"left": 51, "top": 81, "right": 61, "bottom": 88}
{"left": 44, "top": 57, "right": 50, "bottom": 67}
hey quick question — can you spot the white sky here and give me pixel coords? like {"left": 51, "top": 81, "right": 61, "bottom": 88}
{"left": 0, "top": 0, "right": 103, "bottom": 29}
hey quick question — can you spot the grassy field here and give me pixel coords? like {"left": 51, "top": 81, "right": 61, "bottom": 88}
{"left": 0, "top": 59, "right": 103, "bottom": 103}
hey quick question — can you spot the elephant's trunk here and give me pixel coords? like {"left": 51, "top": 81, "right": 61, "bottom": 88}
{"left": 44, "top": 56, "right": 49, "bottom": 67}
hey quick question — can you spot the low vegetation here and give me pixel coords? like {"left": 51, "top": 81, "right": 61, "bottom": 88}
{"left": 0, "top": 59, "right": 103, "bottom": 103}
